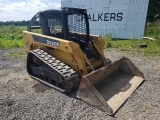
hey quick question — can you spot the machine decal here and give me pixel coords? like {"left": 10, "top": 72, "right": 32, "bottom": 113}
{"left": 32, "top": 34, "right": 60, "bottom": 47}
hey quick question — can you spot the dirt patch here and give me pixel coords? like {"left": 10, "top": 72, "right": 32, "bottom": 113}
{"left": 32, "top": 83, "right": 51, "bottom": 93}
{"left": 0, "top": 48, "right": 160, "bottom": 120}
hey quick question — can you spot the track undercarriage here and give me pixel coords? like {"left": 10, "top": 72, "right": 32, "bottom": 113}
{"left": 27, "top": 49, "right": 80, "bottom": 93}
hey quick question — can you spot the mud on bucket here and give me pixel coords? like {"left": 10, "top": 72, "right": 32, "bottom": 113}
{"left": 76, "top": 57, "right": 144, "bottom": 115}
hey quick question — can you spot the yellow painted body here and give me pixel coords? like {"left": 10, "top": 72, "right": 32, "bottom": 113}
{"left": 23, "top": 31, "right": 106, "bottom": 76}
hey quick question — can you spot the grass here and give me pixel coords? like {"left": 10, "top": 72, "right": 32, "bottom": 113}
{"left": 0, "top": 39, "right": 23, "bottom": 48}
{"left": 145, "top": 21, "right": 160, "bottom": 40}
{"left": 104, "top": 21, "right": 160, "bottom": 56}
{"left": 0, "top": 25, "right": 42, "bottom": 48}
{"left": 0, "top": 22, "right": 160, "bottom": 56}
{"left": 8, "top": 48, "right": 26, "bottom": 58}
{"left": 0, "top": 26, "right": 26, "bottom": 48}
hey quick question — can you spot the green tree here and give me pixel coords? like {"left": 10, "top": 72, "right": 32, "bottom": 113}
{"left": 147, "top": 0, "right": 160, "bottom": 22}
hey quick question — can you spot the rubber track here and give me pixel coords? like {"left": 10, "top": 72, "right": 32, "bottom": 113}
{"left": 27, "top": 49, "right": 80, "bottom": 93}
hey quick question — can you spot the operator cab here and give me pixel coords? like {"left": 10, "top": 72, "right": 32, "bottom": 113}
{"left": 28, "top": 7, "right": 96, "bottom": 59}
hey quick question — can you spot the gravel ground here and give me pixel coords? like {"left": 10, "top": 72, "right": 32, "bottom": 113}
{"left": 0, "top": 48, "right": 159, "bottom": 120}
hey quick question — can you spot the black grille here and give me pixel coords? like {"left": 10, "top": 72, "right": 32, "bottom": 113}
{"left": 68, "top": 14, "right": 87, "bottom": 35}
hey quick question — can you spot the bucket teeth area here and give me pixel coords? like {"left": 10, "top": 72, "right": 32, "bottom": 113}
{"left": 77, "top": 57, "right": 144, "bottom": 115}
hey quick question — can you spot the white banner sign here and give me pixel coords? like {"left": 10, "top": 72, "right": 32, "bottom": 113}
{"left": 72, "top": 0, "right": 130, "bottom": 29}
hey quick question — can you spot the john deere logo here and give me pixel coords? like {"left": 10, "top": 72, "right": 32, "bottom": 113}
{"left": 46, "top": 40, "right": 60, "bottom": 46}
{"left": 32, "top": 35, "right": 60, "bottom": 47}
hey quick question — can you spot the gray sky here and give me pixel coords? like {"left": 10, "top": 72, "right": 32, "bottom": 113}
{"left": 0, "top": 0, "right": 61, "bottom": 21}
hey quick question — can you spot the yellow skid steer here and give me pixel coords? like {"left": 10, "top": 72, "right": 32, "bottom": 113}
{"left": 23, "top": 7, "right": 144, "bottom": 115}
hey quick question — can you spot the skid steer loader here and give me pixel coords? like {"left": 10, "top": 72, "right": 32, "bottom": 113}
{"left": 23, "top": 7, "right": 144, "bottom": 115}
